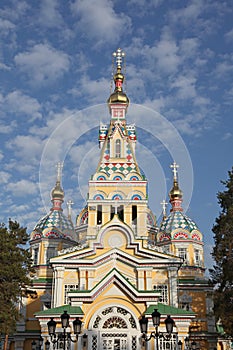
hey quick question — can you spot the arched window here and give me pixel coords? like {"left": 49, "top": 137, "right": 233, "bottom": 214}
{"left": 115, "top": 139, "right": 121, "bottom": 158}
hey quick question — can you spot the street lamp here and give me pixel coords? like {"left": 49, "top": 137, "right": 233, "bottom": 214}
{"left": 31, "top": 336, "right": 44, "bottom": 350}
{"left": 47, "top": 311, "right": 82, "bottom": 350}
{"left": 139, "top": 309, "right": 175, "bottom": 350}
{"left": 178, "top": 340, "right": 183, "bottom": 350}
{"left": 31, "top": 340, "right": 36, "bottom": 350}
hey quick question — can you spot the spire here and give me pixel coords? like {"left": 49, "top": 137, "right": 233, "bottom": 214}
{"left": 67, "top": 200, "right": 74, "bottom": 220}
{"left": 51, "top": 162, "right": 64, "bottom": 211}
{"left": 107, "top": 48, "right": 129, "bottom": 117}
{"left": 160, "top": 199, "right": 168, "bottom": 220}
{"left": 169, "top": 161, "right": 183, "bottom": 212}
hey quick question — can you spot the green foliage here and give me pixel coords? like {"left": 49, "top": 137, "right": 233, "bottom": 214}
{"left": 0, "top": 220, "right": 34, "bottom": 335}
{"left": 210, "top": 168, "right": 233, "bottom": 337}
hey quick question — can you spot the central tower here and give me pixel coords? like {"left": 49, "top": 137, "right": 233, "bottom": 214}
{"left": 76, "top": 48, "right": 157, "bottom": 244}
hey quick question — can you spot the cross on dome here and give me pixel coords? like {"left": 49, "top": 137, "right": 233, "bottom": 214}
{"left": 56, "top": 162, "right": 63, "bottom": 182}
{"left": 67, "top": 200, "right": 74, "bottom": 219}
{"left": 160, "top": 199, "right": 168, "bottom": 217}
{"left": 113, "top": 48, "right": 125, "bottom": 69}
{"left": 170, "top": 161, "right": 179, "bottom": 180}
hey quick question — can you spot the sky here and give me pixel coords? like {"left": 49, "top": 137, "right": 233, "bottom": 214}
{"left": 0, "top": 0, "right": 233, "bottom": 271}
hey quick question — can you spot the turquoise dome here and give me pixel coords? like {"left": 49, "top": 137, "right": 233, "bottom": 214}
{"left": 32, "top": 209, "right": 76, "bottom": 241}
{"left": 160, "top": 211, "right": 199, "bottom": 235}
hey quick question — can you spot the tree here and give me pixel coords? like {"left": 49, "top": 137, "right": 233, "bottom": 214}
{"left": 210, "top": 168, "right": 233, "bottom": 337}
{"left": 0, "top": 220, "right": 34, "bottom": 350}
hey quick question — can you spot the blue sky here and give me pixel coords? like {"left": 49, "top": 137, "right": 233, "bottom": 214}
{"left": 0, "top": 0, "right": 233, "bottom": 270}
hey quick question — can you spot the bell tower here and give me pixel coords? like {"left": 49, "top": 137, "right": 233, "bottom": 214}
{"left": 76, "top": 48, "right": 157, "bottom": 243}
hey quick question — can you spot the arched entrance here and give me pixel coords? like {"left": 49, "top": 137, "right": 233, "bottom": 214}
{"left": 87, "top": 306, "right": 140, "bottom": 350}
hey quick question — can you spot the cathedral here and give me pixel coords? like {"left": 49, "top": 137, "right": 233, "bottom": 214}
{"left": 15, "top": 49, "right": 217, "bottom": 350}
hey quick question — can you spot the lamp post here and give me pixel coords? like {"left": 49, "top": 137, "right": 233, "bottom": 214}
{"left": 47, "top": 310, "right": 82, "bottom": 350}
{"left": 31, "top": 336, "right": 44, "bottom": 350}
{"left": 139, "top": 309, "right": 175, "bottom": 350}
{"left": 178, "top": 340, "right": 183, "bottom": 350}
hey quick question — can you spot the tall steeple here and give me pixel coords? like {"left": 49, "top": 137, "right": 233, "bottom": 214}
{"left": 51, "top": 162, "right": 64, "bottom": 211}
{"left": 77, "top": 48, "right": 157, "bottom": 241}
{"left": 169, "top": 161, "right": 183, "bottom": 212}
{"left": 107, "top": 48, "right": 129, "bottom": 120}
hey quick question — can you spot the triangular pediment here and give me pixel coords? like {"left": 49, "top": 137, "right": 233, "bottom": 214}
{"left": 51, "top": 244, "right": 182, "bottom": 268}
{"left": 68, "top": 268, "right": 160, "bottom": 303}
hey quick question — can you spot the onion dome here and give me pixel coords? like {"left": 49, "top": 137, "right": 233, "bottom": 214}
{"left": 107, "top": 48, "right": 129, "bottom": 108}
{"left": 169, "top": 161, "right": 183, "bottom": 211}
{"left": 169, "top": 179, "right": 183, "bottom": 200}
{"left": 158, "top": 162, "right": 202, "bottom": 242}
{"left": 33, "top": 210, "right": 75, "bottom": 240}
{"left": 160, "top": 211, "right": 199, "bottom": 236}
{"left": 31, "top": 163, "right": 76, "bottom": 241}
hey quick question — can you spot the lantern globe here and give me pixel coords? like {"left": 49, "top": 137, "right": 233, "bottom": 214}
{"left": 165, "top": 315, "right": 174, "bottom": 335}
{"left": 61, "top": 310, "right": 70, "bottom": 328}
{"left": 73, "top": 317, "right": 82, "bottom": 334}
{"left": 139, "top": 315, "right": 148, "bottom": 334}
{"left": 47, "top": 318, "right": 57, "bottom": 335}
{"left": 151, "top": 309, "right": 161, "bottom": 327}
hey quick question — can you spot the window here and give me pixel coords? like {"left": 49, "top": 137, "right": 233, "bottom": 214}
{"left": 162, "top": 245, "right": 170, "bottom": 254}
{"left": 132, "top": 205, "right": 137, "bottom": 224}
{"left": 46, "top": 247, "right": 56, "bottom": 264}
{"left": 118, "top": 205, "right": 124, "bottom": 221}
{"left": 153, "top": 284, "right": 168, "bottom": 304}
{"left": 97, "top": 205, "right": 102, "bottom": 225}
{"left": 64, "top": 284, "right": 79, "bottom": 304}
{"left": 33, "top": 248, "right": 39, "bottom": 265}
{"left": 111, "top": 205, "right": 124, "bottom": 221}
{"left": 179, "top": 292, "right": 192, "bottom": 311}
{"left": 194, "top": 249, "right": 201, "bottom": 265}
{"left": 178, "top": 247, "right": 188, "bottom": 264}
{"left": 115, "top": 139, "right": 121, "bottom": 158}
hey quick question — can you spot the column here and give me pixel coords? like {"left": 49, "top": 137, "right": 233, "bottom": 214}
{"left": 167, "top": 267, "right": 178, "bottom": 307}
{"left": 53, "top": 266, "right": 64, "bottom": 307}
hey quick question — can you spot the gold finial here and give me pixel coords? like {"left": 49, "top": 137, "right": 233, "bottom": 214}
{"left": 160, "top": 199, "right": 168, "bottom": 219}
{"left": 51, "top": 162, "right": 64, "bottom": 202}
{"left": 170, "top": 161, "right": 179, "bottom": 181}
{"left": 169, "top": 161, "right": 183, "bottom": 200}
{"left": 108, "top": 48, "right": 129, "bottom": 108}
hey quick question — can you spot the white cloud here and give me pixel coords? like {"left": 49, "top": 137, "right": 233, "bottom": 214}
{"left": 0, "top": 18, "right": 15, "bottom": 35}
{"left": 14, "top": 43, "right": 70, "bottom": 85}
{"left": 7, "top": 179, "right": 38, "bottom": 197}
{"left": 6, "top": 135, "right": 45, "bottom": 165}
{"left": 222, "top": 132, "right": 232, "bottom": 141}
{"left": 0, "top": 121, "right": 16, "bottom": 134}
{"left": 1, "top": 90, "right": 42, "bottom": 121}
{"left": 0, "top": 62, "right": 11, "bottom": 70}
{"left": 171, "top": 74, "right": 197, "bottom": 99}
{"left": 0, "top": 1, "right": 29, "bottom": 21}
{"left": 127, "top": 0, "right": 162, "bottom": 12}
{"left": 0, "top": 171, "right": 11, "bottom": 184}
{"left": 69, "top": 75, "right": 109, "bottom": 104}
{"left": 71, "top": 0, "right": 131, "bottom": 46}
{"left": 215, "top": 58, "right": 233, "bottom": 77}
{"left": 225, "top": 28, "right": 233, "bottom": 42}
{"left": 180, "top": 38, "right": 199, "bottom": 58}
{"left": 127, "top": 30, "right": 181, "bottom": 75}
{"left": 168, "top": 0, "right": 205, "bottom": 26}
{"left": 38, "top": 0, "right": 64, "bottom": 28}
